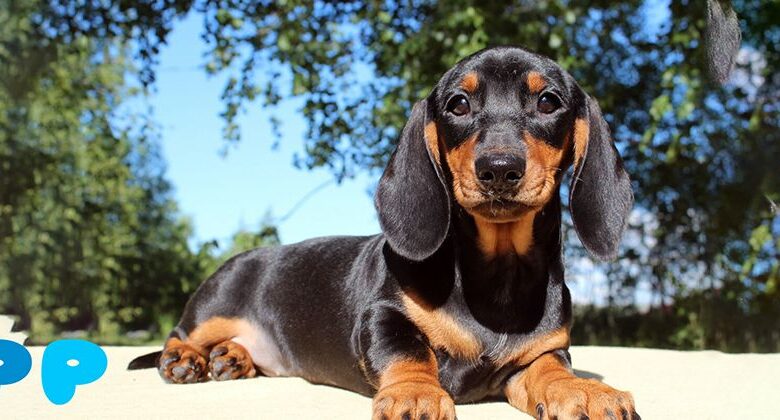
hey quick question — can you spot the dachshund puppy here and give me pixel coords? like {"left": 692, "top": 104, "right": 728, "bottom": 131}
{"left": 130, "top": 46, "right": 637, "bottom": 420}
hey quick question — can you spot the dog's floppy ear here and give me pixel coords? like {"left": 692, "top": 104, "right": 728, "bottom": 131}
{"left": 569, "top": 95, "right": 633, "bottom": 261}
{"left": 375, "top": 99, "right": 450, "bottom": 261}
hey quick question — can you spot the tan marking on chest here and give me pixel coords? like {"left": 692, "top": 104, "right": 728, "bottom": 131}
{"left": 473, "top": 210, "right": 538, "bottom": 258}
{"left": 401, "top": 290, "right": 482, "bottom": 361}
{"left": 494, "top": 327, "right": 570, "bottom": 367}
{"left": 526, "top": 71, "right": 547, "bottom": 94}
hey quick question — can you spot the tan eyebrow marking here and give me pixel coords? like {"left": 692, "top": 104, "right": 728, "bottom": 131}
{"left": 460, "top": 72, "right": 479, "bottom": 94}
{"left": 526, "top": 71, "right": 547, "bottom": 94}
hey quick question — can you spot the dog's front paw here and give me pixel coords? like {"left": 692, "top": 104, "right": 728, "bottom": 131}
{"left": 536, "top": 377, "right": 639, "bottom": 420}
{"left": 372, "top": 381, "right": 455, "bottom": 420}
{"left": 208, "top": 340, "right": 257, "bottom": 381}
{"left": 158, "top": 342, "right": 208, "bottom": 384}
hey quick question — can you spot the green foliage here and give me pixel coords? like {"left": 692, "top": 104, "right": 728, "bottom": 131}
{"left": 0, "top": 1, "right": 194, "bottom": 342}
{"left": 574, "top": 280, "right": 780, "bottom": 352}
{"left": 0, "top": 1, "right": 268, "bottom": 344}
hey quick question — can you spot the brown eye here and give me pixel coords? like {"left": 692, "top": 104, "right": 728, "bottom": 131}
{"left": 446, "top": 95, "right": 471, "bottom": 116}
{"left": 537, "top": 92, "right": 561, "bottom": 114}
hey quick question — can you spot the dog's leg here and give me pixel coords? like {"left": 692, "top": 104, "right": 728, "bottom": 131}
{"left": 360, "top": 306, "right": 455, "bottom": 420}
{"left": 504, "top": 351, "right": 639, "bottom": 420}
{"left": 158, "top": 317, "right": 257, "bottom": 384}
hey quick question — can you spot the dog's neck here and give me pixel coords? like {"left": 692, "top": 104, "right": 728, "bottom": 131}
{"left": 452, "top": 195, "right": 564, "bottom": 332}
{"left": 455, "top": 195, "right": 563, "bottom": 263}
{"left": 469, "top": 211, "right": 538, "bottom": 257}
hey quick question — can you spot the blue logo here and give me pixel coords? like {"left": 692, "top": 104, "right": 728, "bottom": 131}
{"left": 0, "top": 339, "right": 107, "bottom": 405}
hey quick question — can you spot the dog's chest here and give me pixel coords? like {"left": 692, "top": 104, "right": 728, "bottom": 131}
{"left": 428, "top": 323, "right": 568, "bottom": 403}
{"left": 403, "top": 290, "right": 565, "bottom": 360}
{"left": 401, "top": 280, "right": 569, "bottom": 402}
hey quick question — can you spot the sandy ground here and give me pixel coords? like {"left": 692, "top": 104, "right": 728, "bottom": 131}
{"left": 1, "top": 345, "right": 779, "bottom": 419}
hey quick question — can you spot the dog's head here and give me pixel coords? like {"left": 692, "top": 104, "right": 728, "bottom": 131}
{"left": 376, "top": 47, "right": 633, "bottom": 262}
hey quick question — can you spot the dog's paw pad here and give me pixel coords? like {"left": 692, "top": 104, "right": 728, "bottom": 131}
{"left": 372, "top": 381, "right": 455, "bottom": 420}
{"left": 158, "top": 343, "right": 207, "bottom": 384}
{"left": 208, "top": 341, "right": 256, "bottom": 381}
{"left": 540, "top": 377, "right": 638, "bottom": 420}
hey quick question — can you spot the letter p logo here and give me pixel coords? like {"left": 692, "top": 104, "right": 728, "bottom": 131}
{"left": 0, "top": 339, "right": 32, "bottom": 387}
{"left": 41, "top": 340, "right": 107, "bottom": 405}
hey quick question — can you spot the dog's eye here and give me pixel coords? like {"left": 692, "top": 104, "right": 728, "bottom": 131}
{"left": 537, "top": 92, "right": 561, "bottom": 114}
{"left": 446, "top": 95, "right": 471, "bottom": 116}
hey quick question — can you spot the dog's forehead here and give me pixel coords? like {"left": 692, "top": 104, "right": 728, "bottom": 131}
{"left": 441, "top": 47, "right": 568, "bottom": 91}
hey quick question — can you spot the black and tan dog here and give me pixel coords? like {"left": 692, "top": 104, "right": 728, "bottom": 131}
{"left": 129, "top": 46, "right": 637, "bottom": 420}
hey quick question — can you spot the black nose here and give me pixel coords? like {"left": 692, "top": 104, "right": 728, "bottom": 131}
{"left": 475, "top": 154, "right": 526, "bottom": 190}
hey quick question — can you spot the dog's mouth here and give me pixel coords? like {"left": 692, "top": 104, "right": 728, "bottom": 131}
{"left": 452, "top": 172, "right": 555, "bottom": 222}
{"left": 468, "top": 194, "right": 534, "bottom": 222}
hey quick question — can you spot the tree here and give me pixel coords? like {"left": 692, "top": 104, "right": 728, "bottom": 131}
{"left": 0, "top": 0, "right": 203, "bottom": 342}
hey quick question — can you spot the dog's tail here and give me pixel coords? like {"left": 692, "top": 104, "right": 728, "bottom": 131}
{"left": 127, "top": 351, "right": 162, "bottom": 370}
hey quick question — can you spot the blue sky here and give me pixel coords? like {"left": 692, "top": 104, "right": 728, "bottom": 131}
{"left": 152, "top": 15, "right": 380, "bottom": 247}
